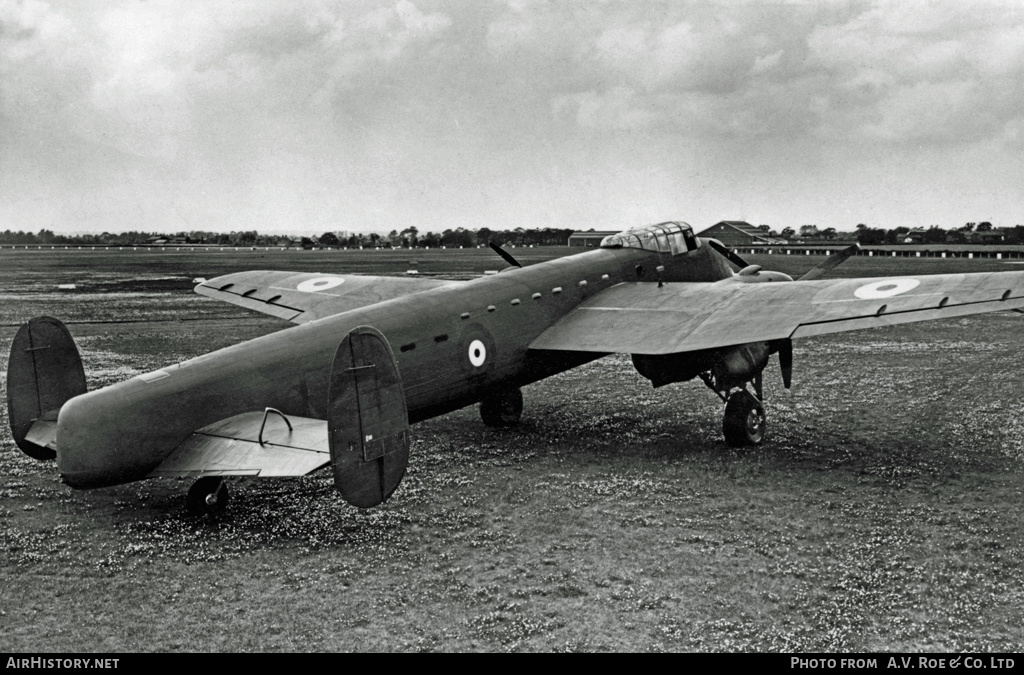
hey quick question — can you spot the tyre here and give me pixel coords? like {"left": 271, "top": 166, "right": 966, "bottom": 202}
{"left": 480, "top": 388, "right": 523, "bottom": 427}
{"left": 723, "top": 390, "right": 765, "bottom": 447}
{"left": 186, "top": 477, "right": 229, "bottom": 516}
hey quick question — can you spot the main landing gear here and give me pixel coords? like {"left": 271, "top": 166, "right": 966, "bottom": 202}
{"left": 480, "top": 387, "right": 523, "bottom": 427}
{"left": 723, "top": 389, "right": 765, "bottom": 447}
{"left": 701, "top": 370, "right": 767, "bottom": 448}
{"left": 186, "top": 476, "right": 229, "bottom": 516}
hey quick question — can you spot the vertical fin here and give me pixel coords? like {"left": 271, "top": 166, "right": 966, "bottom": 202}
{"left": 7, "top": 317, "right": 87, "bottom": 460}
{"left": 327, "top": 326, "right": 410, "bottom": 508}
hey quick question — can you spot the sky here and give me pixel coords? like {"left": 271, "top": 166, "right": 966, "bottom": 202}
{"left": 2, "top": 0, "right": 1023, "bottom": 236}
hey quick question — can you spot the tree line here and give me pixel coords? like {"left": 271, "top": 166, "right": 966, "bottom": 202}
{"left": 850, "top": 222, "right": 1024, "bottom": 245}
{"left": 0, "top": 226, "right": 576, "bottom": 248}
{"left": 4, "top": 222, "right": 1023, "bottom": 248}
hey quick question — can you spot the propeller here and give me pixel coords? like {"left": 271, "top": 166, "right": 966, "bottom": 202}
{"left": 797, "top": 244, "right": 860, "bottom": 281}
{"left": 772, "top": 245, "right": 859, "bottom": 387}
{"left": 489, "top": 241, "right": 522, "bottom": 268}
{"left": 706, "top": 239, "right": 751, "bottom": 269}
{"left": 776, "top": 339, "right": 793, "bottom": 389}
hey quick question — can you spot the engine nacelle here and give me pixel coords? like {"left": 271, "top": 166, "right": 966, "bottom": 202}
{"left": 631, "top": 351, "right": 710, "bottom": 388}
{"left": 632, "top": 342, "right": 772, "bottom": 390}
{"left": 710, "top": 342, "right": 771, "bottom": 391}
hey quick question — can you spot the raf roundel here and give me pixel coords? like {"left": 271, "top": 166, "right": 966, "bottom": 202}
{"left": 296, "top": 277, "right": 346, "bottom": 293}
{"left": 854, "top": 278, "right": 920, "bottom": 300}
{"left": 458, "top": 323, "right": 496, "bottom": 375}
{"left": 467, "top": 340, "right": 487, "bottom": 368}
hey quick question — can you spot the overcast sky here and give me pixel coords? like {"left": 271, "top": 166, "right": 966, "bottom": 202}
{"left": 2, "top": 0, "right": 1022, "bottom": 235}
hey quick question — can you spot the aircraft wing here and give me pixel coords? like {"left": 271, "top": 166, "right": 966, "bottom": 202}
{"left": 147, "top": 411, "right": 330, "bottom": 478}
{"left": 195, "top": 271, "right": 461, "bottom": 324}
{"left": 530, "top": 272, "right": 1024, "bottom": 354}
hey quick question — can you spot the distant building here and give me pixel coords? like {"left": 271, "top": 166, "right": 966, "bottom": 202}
{"left": 568, "top": 230, "right": 619, "bottom": 247}
{"left": 696, "top": 221, "right": 783, "bottom": 245}
{"left": 905, "top": 227, "right": 927, "bottom": 244}
{"left": 144, "top": 235, "right": 188, "bottom": 246}
{"left": 967, "top": 228, "right": 1007, "bottom": 244}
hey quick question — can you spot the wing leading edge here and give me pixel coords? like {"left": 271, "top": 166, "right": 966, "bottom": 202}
{"left": 196, "top": 271, "right": 461, "bottom": 324}
{"left": 530, "top": 272, "right": 1024, "bottom": 355}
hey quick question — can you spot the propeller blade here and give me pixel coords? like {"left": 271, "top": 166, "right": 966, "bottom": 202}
{"left": 489, "top": 241, "right": 522, "bottom": 268}
{"left": 777, "top": 339, "right": 793, "bottom": 389}
{"left": 706, "top": 239, "right": 751, "bottom": 269}
{"left": 798, "top": 244, "right": 860, "bottom": 281}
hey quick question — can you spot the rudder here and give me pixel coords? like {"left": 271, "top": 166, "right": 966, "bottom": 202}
{"left": 6, "top": 316, "right": 86, "bottom": 460}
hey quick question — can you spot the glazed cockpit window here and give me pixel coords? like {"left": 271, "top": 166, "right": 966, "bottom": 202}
{"left": 600, "top": 222, "right": 698, "bottom": 254}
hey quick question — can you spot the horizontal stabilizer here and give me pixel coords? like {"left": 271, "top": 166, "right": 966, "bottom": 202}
{"left": 148, "top": 411, "right": 329, "bottom": 478}
{"left": 23, "top": 418, "right": 58, "bottom": 453}
{"left": 196, "top": 271, "right": 461, "bottom": 324}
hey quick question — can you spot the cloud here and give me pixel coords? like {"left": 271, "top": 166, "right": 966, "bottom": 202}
{"left": 2, "top": 1, "right": 457, "bottom": 160}
{"left": 504, "top": 1, "right": 1024, "bottom": 147}
{"left": 805, "top": 3, "right": 1024, "bottom": 144}
{"left": 3, "top": 1, "right": 1023, "bottom": 234}
{"left": 553, "top": 87, "right": 660, "bottom": 131}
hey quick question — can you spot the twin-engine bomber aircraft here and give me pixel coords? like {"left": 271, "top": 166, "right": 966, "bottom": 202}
{"left": 8, "top": 222, "right": 1024, "bottom": 514}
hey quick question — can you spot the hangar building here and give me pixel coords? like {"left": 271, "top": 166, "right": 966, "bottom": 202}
{"left": 568, "top": 230, "right": 619, "bottom": 247}
{"left": 697, "top": 221, "right": 783, "bottom": 245}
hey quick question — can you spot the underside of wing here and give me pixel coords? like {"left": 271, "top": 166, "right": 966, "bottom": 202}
{"left": 195, "top": 271, "right": 461, "bottom": 323}
{"left": 530, "top": 272, "right": 1024, "bottom": 354}
{"left": 147, "top": 411, "right": 330, "bottom": 478}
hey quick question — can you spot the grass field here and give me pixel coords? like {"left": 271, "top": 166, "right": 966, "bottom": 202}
{"left": 1, "top": 247, "right": 1023, "bottom": 652}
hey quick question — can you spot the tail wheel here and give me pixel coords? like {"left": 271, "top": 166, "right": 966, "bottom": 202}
{"left": 723, "top": 390, "right": 765, "bottom": 447}
{"left": 480, "top": 387, "right": 523, "bottom": 428}
{"left": 186, "top": 477, "right": 229, "bottom": 516}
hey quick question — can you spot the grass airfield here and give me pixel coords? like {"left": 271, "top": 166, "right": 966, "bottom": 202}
{"left": 1, "top": 246, "right": 1023, "bottom": 652}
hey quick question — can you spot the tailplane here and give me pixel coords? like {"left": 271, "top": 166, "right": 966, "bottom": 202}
{"left": 6, "top": 316, "right": 86, "bottom": 460}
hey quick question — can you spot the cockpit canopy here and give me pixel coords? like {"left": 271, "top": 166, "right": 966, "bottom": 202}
{"left": 599, "top": 221, "right": 700, "bottom": 255}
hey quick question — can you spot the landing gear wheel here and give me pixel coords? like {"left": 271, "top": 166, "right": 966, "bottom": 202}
{"left": 723, "top": 390, "right": 765, "bottom": 447}
{"left": 186, "top": 477, "right": 229, "bottom": 516}
{"left": 480, "top": 387, "right": 523, "bottom": 427}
